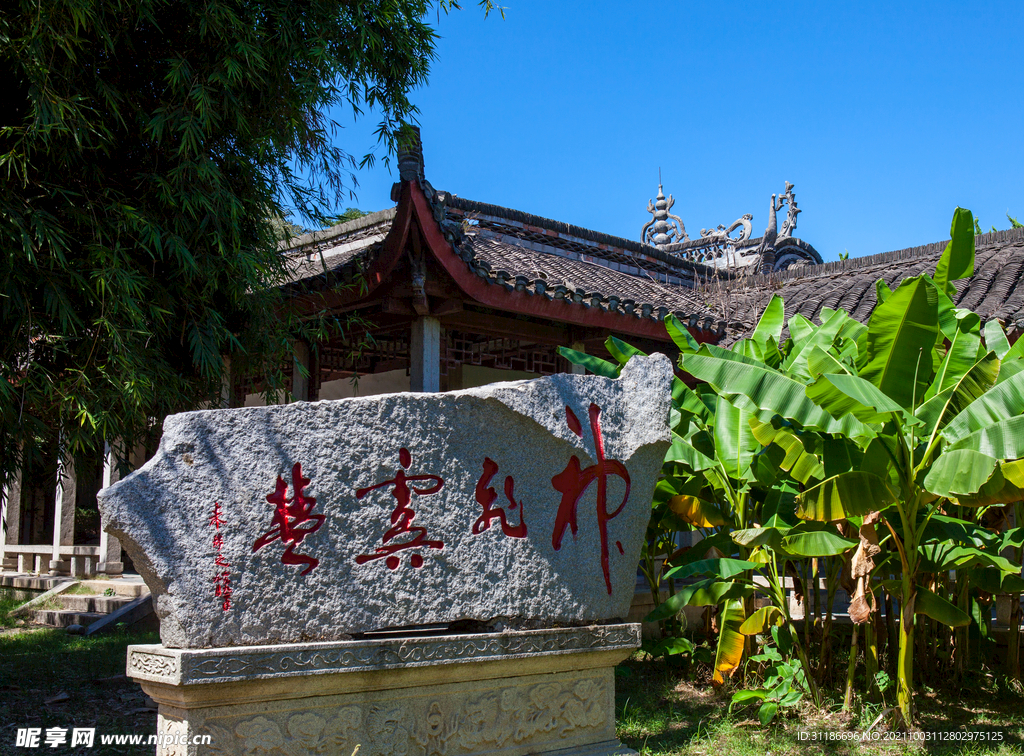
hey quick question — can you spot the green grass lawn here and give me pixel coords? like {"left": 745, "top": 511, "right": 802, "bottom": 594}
{"left": 0, "top": 628, "right": 159, "bottom": 756}
{"left": 615, "top": 654, "right": 1024, "bottom": 756}
{"left": 4, "top": 626, "right": 1024, "bottom": 755}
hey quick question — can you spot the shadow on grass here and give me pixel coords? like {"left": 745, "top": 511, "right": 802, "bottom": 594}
{"left": 615, "top": 655, "right": 1024, "bottom": 756}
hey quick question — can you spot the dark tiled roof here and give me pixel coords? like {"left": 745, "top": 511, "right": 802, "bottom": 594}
{"left": 281, "top": 193, "right": 725, "bottom": 331}
{"left": 281, "top": 208, "right": 395, "bottom": 286}
{"left": 718, "top": 227, "right": 1024, "bottom": 341}
{"left": 458, "top": 233, "right": 719, "bottom": 328}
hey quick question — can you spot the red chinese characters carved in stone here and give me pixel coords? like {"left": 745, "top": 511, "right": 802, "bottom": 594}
{"left": 551, "top": 403, "right": 631, "bottom": 595}
{"left": 472, "top": 458, "right": 527, "bottom": 538}
{"left": 209, "top": 502, "right": 232, "bottom": 610}
{"left": 355, "top": 448, "right": 444, "bottom": 570}
{"left": 252, "top": 463, "right": 325, "bottom": 576}
{"left": 212, "top": 571, "right": 232, "bottom": 610}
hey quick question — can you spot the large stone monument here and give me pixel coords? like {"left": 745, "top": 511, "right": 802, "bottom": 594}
{"left": 101, "top": 355, "right": 673, "bottom": 755}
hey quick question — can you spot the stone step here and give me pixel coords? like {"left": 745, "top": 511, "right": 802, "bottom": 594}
{"left": 33, "top": 610, "right": 105, "bottom": 628}
{"left": 59, "top": 595, "right": 135, "bottom": 613}
{"left": 0, "top": 574, "right": 69, "bottom": 591}
{"left": 76, "top": 579, "right": 149, "bottom": 598}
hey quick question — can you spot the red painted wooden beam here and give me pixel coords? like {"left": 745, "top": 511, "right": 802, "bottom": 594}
{"left": 407, "top": 181, "right": 717, "bottom": 345}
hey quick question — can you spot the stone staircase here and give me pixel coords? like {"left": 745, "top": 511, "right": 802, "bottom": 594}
{"left": 3, "top": 575, "right": 152, "bottom": 632}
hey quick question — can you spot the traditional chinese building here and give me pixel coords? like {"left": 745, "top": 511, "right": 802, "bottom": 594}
{"left": 5, "top": 130, "right": 1023, "bottom": 579}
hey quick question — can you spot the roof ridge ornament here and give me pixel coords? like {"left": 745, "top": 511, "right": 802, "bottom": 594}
{"left": 641, "top": 179, "right": 688, "bottom": 247}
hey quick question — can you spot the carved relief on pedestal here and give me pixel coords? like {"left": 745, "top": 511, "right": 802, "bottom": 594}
{"left": 194, "top": 677, "right": 608, "bottom": 755}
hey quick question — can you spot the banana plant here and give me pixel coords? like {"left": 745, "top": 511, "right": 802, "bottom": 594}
{"left": 678, "top": 207, "right": 1024, "bottom": 724}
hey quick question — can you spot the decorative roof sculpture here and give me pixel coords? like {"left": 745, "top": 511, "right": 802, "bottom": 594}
{"left": 641, "top": 182, "right": 687, "bottom": 246}
{"left": 640, "top": 179, "right": 821, "bottom": 273}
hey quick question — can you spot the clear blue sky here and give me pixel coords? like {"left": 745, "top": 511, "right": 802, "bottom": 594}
{"left": 322, "top": 1, "right": 1024, "bottom": 263}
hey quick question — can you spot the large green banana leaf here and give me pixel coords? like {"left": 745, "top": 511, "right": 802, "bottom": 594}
{"left": 952, "top": 459, "right": 1024, "bottom": 507}
{"left": 713, "top": 598, "right": 747, "bottom": 686}
{"left": 780, "top": 523, "right": 858, "bottom": 557}
{"left": 947, "top": 415, "right": 1024, "bottom": 459}
{"left": 915, "top": 586, "right": 971, "bottom": 628}
{"left": 984, "top": 320, "right": 1011, "bottom": 360}
{"left": 918, "top": 542, "right": 1019, "bottom": 574}
{"left": 749, "top": 417, "right": 824, "bottom": 483}
{"left": 739, "top": 605, "right": 785, "bottom": 635}
{"left": 557, "top": 347, "right": 618, "bottom": 378}
{"left": 667, "top": 494, "right": 731, "bottom": 527}
{"left": 645, "top": 578, "right": 753, "bottom": 621}
{"left": 806, "top": 372, "right": 917, "bottom": 425}
{"left": 807, "top": 345, "right": 852, "bottom": 378}
{"left": 797, "top": 471, "right": 896, "bottom": 521}
{"left": 752, "top": 294, "right": 785, "bottom": 346}
{"left": 924, "top": 449, "right": 999, "bottom": 497}
{"left": 915, "top": 351, "right": 1000, "bottom": 433}
{"left": 933, "top": 207, "right": 975, "bottom": 297}
{"left": 713, "top": 394, "right": 758, "bottom": 480}
{"left": 927, "top": 312, "right": 983, "bottom": 399}
{"left": 680, "top": 351, "right": 872, "bottom": 438}
{"left": 606, "top": 335, "right": 644, "bottom": 365}
{"left": 666, "top": 431, "right": 716, "bottom": 471}
{"left": 665, "top": 558, "right": 759, "bottom": 581}
{"left": 782, "top": 309, "right": 849, "bottom": 382}
{"left": 665, "top": 313, "right": 700, "bottom": 354}
{"left": 858, "top": 275, "right": 939, "bottom": 408}
{"left": 941, "top": 369, "right": 1024, "bottom": 444}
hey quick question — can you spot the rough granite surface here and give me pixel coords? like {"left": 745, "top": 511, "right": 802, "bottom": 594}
{"left": 98, "top": 355, "right": 673, "bottom": 648}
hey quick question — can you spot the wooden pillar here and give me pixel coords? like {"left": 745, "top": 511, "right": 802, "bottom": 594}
{"left": 50, "top": 456, "right": 76, "bottom": 574}
{"left": 292, "top": 341, "right": 312, "bottom": 402}
{"left": 411, "top": 317, "right": 441, "bottom": 393}
{"left": 220, "top": 356, "right": 233, "bottom": 409}
{"left": 570, "top": 340, "right": 587, "bottom": 375}
{"left": 98, "top": 441, "right": 123, "bottom": 575}
{"left": 3, "top": 467, "right": 22, "bottom": 572}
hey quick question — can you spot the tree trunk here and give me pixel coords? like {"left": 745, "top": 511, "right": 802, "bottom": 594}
{"left": 844, "top": 625, "right": 859, "bottom": 711}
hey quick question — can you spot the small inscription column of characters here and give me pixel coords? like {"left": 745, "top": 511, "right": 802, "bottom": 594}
{"left": 252, "top": 463, "right": 325, "bottom": 575}
{"left": 551, "top": 403, "right": 631, "bottom": 594}
{"left": 355, "top": 447, "right": 445, "bottom": 569}
{"left": 208, "top": 502, "right": 232, "bottom": 610}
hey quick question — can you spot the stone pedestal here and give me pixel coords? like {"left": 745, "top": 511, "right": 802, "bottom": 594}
{"left": 128, "top": 624, "right": 640, "bottom": 756}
